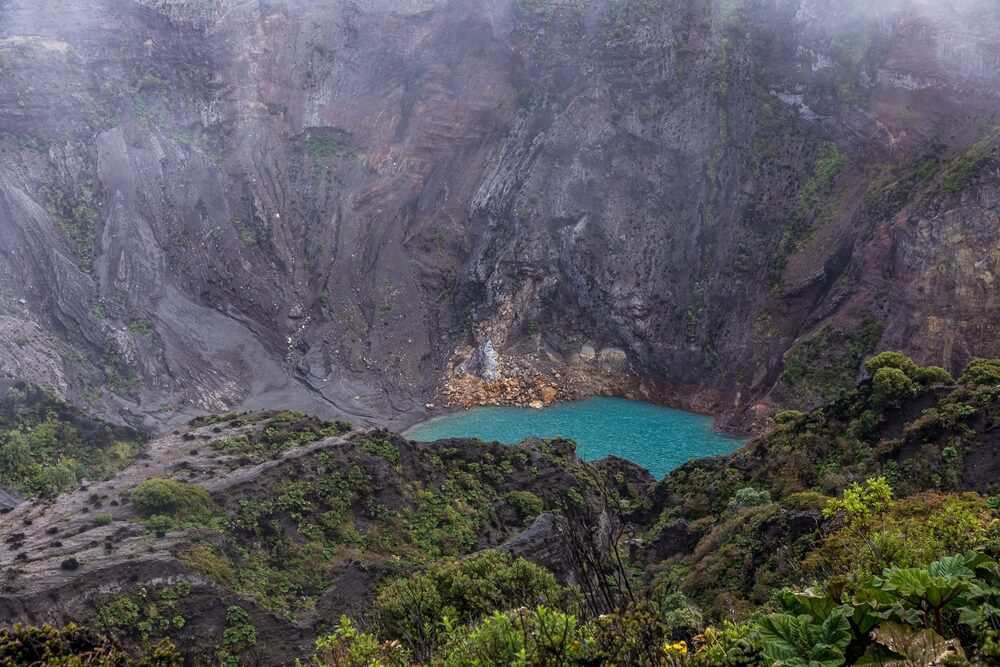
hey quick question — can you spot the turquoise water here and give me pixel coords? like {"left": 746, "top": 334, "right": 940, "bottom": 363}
{"left": 403, "top": 396, "right": 744, "bottom": 479}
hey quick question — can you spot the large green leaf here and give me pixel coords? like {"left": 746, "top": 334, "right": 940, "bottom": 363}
{"left": 927, "top": 552, "right": 980, "bottom": 579}
{"left": 778, "top": 589, "right": 838, "bottom": 622}
{"left": 836, "top": 602, "right": 880, "bottom": 636}
{"left": 957, "top": 581, "right": 1000, "bottom": 627}
{"left": 876, "top": 568, "right": 969, "bottom": 611}
{"left": 757, "top": 613, "right": 851, "bottom": 667}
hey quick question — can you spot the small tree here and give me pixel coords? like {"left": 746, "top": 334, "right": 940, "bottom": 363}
{"left": 727, "top": 487, "right": 771, "bottom": 511}
{"left": 914, "top": 365, "right": 954, "bottom": 386}
{"left": 872, "top": 367, "right": 916, "bottom": 407}
{"left": 823, "top": 477, "right": 894, "bottom": 571}
{"left": 959, "top": 358, "right": 1000, "bottom": 386}
{"left": 823, "top": 477, "right": 893, "bottom": 529}
{"left": 864, "top": 351, "right": 919, "bottom": 379}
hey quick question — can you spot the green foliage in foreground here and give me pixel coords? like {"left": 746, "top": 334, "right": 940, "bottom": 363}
{"left": 295, "top": 551, "right": 999, "bottom": 666}
{"left": 371, "top": 551, "right": 572, "bottom": 661}
{"left": 297, "top": 481, "right": 1000, "bottom": 666}
{"left": 294, "top": 475, "right": 999, "bottom": 665}
{"left": 0, "top": 623, "right": 182, "bottom": 666}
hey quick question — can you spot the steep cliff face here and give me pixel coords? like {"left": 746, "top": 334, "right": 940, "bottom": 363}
{"left": 0, "top": 0, "right": 998, "bottom": 430}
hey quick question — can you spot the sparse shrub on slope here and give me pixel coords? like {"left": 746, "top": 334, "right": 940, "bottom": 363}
{"left": 130, "top": 478, "right": 220, "bottom": 531}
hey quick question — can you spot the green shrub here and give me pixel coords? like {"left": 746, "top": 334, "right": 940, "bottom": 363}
{"left": 914, "top": 365, "right": 954, "bottom": 386}
{"left": 178, "top": 543, "right": 236, "bottom": 588}
{"left": 822, "top": 476, "right": 893, "bottom": 528}
{"left": 372, "top": 551, "right": 570, "bottom": 658}
{"left": 656, "top": 591, "right": 703, "bottom": 640}
{"left": 309, "top": 617, "right": 410, "bottom": 667}
{"left": 146, "top": 514, "right": 173, "bottom": 536}
{"left": 130, "top": 479, "right": 216, "bottom": 520}
{"left": 960, "top": 358, "right": 1000, "bottom": 386}
{"left": 93, "top": 513, "right": 113, "bottom": 526}
{"left": 727, "top": 487, "right": 771, "bottom": 511}
{"left": 503, "top": 490, "right": 544, "bottom": 524}
{"left": 781, "top": 491, "right": 830, "bottom": 512}
{"left": 437, "top": 606, "right": 589, "bottom": 667}
{"left": 773, "top": 410, "right": 805, "bottom": 425}
{"left": 872, "top": 367, "right": 917, "bottom": 406}
{"left": 357, "top": 437, "right": 399, "bottom": 464}
{"left": 864, "top": 351, "right": 919, "bottom": 379}
{"left": 222, "top": 606, "right": 257, "bottom": 658}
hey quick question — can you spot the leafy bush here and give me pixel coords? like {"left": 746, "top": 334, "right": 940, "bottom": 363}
{"left": 306, "top": 617, "right": 410, "bottom": 667}
{"left": 130, "top": 479, "right": 216, "bottom": 521}
{"left": 872, "top": 367, "right": 917, "bottom": 406}
{"left": 357, "top": 437, "right": 399, "bottom": 464}
{"left": 914, "top": 365, "right": 954, "bottom": 386}
{"left": 773, "top": 410, "right": 805, "bottom": 425}
{"left": 727, "top": 487, "right": 771, "bottom": 511}
{"left": 811, "top": 481, "right": 997, "bottom": 582}
{"left": 688, "top": 622, "right": 763, "bottom": 666}
{"left": 93, "top": 512, "right": 113, "bottom": 526}
{"left": 960, "top": 358, "right": 1000, "bottom": 386}
{"left": 178, "top": 543, "right": 237, "bottom": 588}
{"left": 781, "top": 491, "right": 830, "bottom": 512}
{"left": 864, "top": 351, "right": 919, "bottom": 379}
{"left": 503, "top": 490, "right": 544, "bottom": 524}
{"left": 756, "top": 550, "right": 1000, "bottom": 665}
{"left": 657, "top": 591, "right": 704, "bottom": 639}
{"left": 756, "top": 612, "right": 851, "bottom": 667}
{"left": 372, "top": 551, "right": 570, "bottom": 658}
{"left": 221, "top": 606, "right": 257, "bottom": 664}
{"left": 823, "top": 477, "right": 893, "bottom": 529}
{"left": 146, "top": 514, "right": 173, "bottom": 536}
{"left": 436, "top": 606, "right": 589, "bottom": 667}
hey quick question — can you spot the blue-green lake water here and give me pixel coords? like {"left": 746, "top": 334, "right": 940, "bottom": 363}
{"left": 403, "top": 396, "right": 744, "bottom": 479}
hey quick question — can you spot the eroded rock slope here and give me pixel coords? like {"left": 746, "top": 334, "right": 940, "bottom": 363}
{"left": 0, "top": 0, "right": 999, "bottom": 429}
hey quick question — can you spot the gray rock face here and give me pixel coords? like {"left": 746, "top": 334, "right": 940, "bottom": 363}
{"left": 0, "top": 0, "right": 999, "bottom": 429}
{"left": 0, "top": 485, "right": 21, "bottom": 513}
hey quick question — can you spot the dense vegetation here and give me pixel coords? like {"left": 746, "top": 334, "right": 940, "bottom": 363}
{"left": 0, "top": 622, "right": 181, "bottom": 666}
{"left": 0, "top": 381, "right": 145, "bottom": 497}
{"left": 287, "top": 353, "right": 999, "bottom": 665}
{"left": 2, "top": 355, "right": 999, "bottom": 665}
